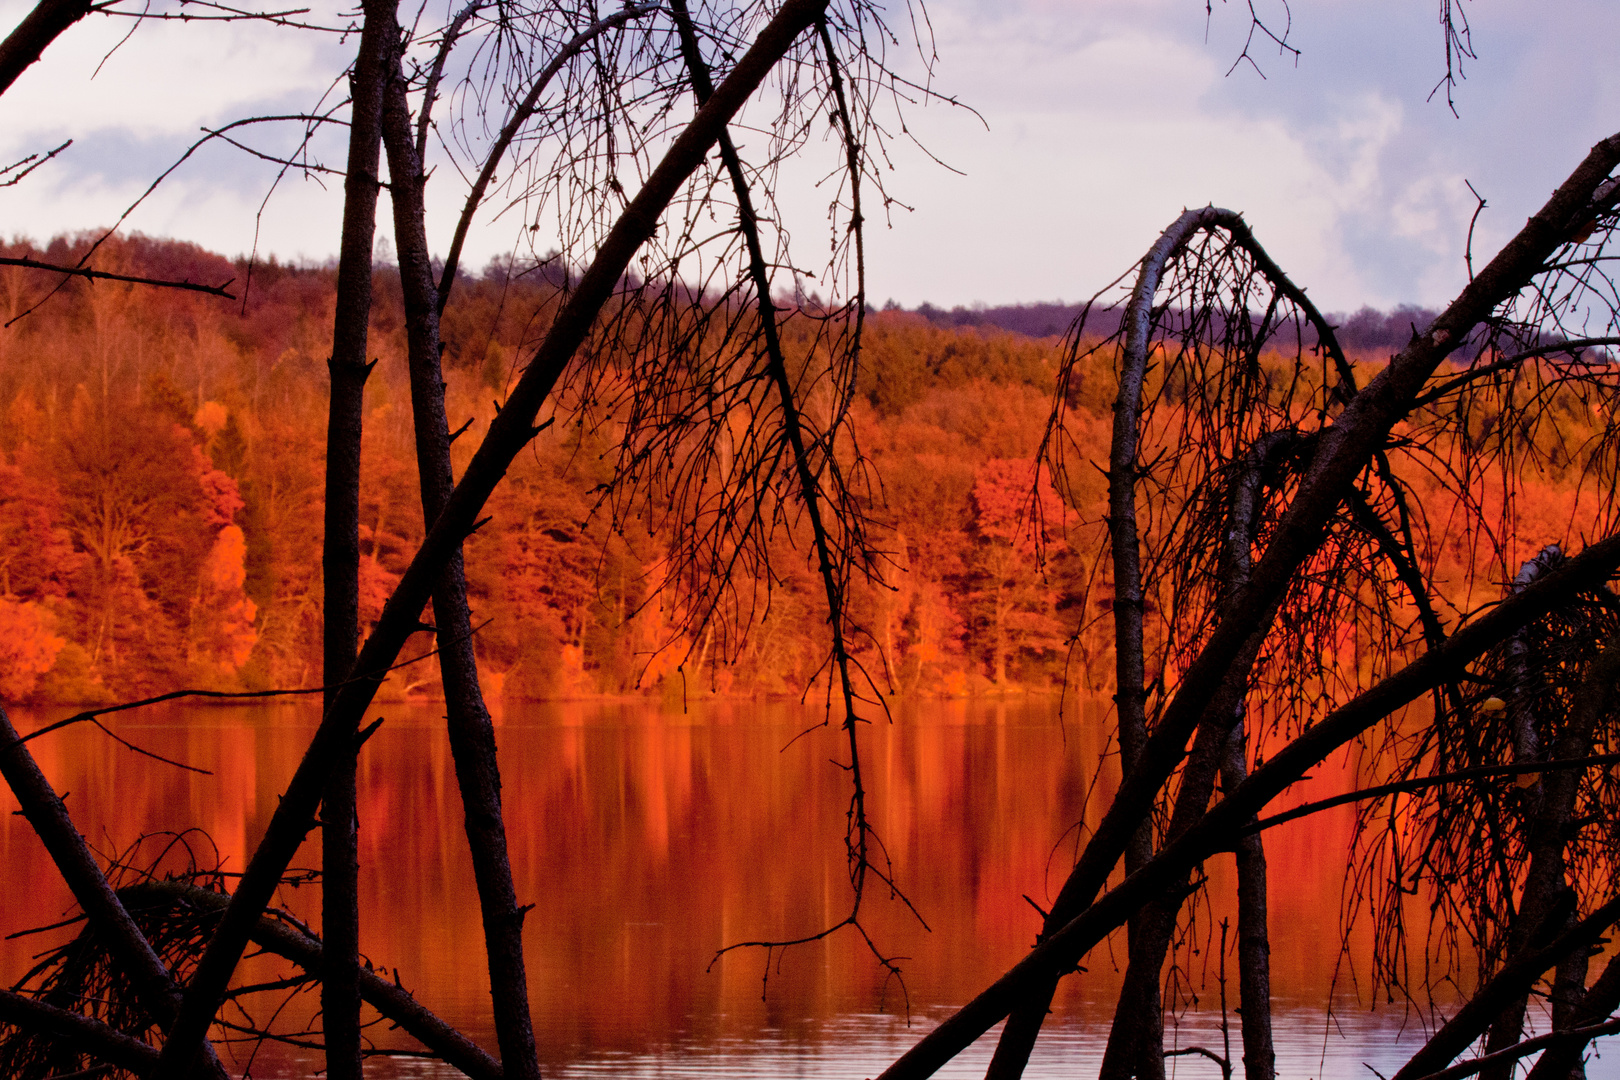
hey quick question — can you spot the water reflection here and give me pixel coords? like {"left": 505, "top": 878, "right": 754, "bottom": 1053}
{"left": 0, "top": 699, "right": 1580, "bottom": 1078}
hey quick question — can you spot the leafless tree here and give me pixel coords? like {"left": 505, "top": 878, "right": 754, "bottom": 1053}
{"left": 1, "top": 0, "right": 923, "bottom": 1075}
{"left": 870, "top": 132, "right": 1620, "bottom": 1080}
{"left": 4, "top": 5, "right": 1619, "bottom": 1080}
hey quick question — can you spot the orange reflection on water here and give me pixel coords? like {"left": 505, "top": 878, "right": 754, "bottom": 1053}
{"left": 3, "top": 699, "right": 1370, "bottom": 1075}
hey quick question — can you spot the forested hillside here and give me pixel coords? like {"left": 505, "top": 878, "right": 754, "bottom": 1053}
{"left": 0, "top": 234, "right": 1596, "bottom": 705}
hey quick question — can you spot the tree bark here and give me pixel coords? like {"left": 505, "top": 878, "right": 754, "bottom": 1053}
{"left": 378, "top": 55, "right": 543, "bottom": 1080}
{"left": 149, "top": 5, "right": 834, "bottom": 1074}
{"left": 321, "top": 4, "right": 396, "bottom": 1078}
{"left": 0, "top": 0, "right": 91, "bottom": 96}
{"left": 1095, "top": 713, "right": 1233, "bottom": 1080}
{"left": 1097, "top": 429, "right": 1292, "bottom": 1080}
{"left": 1547, "top": 919, "right": 1592, "bottom": 1080}
{"left": 1216, "top": 433, "right": 1284, "bottom": 1080}
{"left": 1480, "top": 573, "right": 1620, "bottom": 1080}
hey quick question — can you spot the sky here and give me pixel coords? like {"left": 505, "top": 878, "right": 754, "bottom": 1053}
{"left": 0, "top": 0, "right": 1616, "bottom": 314}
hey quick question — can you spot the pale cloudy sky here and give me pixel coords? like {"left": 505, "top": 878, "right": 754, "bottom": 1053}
{"left": 1, "top": 0, "right": 1616, "bottom": 313}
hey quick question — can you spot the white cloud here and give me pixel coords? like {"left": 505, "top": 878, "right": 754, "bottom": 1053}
{"left": 0, "top": 0, "right": 1615, "bottom": 313}
{"left": 0, "top": 4, "right": 343, "bottom": 139}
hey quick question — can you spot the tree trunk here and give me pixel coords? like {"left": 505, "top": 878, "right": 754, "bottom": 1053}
{"left": 378, "top": 55, "right": 543, "bottom": 1080}
{"left": 1096, "top": 664, "right": 1257, "bottom": 1080}
{"left": 891, "top": 135, "right": 1620, "bottom": 1080}
{"left": 873, "top": 536, "right": 1620, "bottom": 1080}
{"left": 321, "top": 4, "right": 396, "bottom": 1077}
{"left": 1213, "top": 433, "right": 1286, "bottom": 1080}
{"left": 1480, "top": 560, "right": 1616, "bottom": 1080}
{"left": 1221, "top": 716, "right": 1275, "bottom": 1080}
{"left": 1548, "top": 917, "right": 1592, "bottom": 1080}
{"left": 0, "top": 0, "right": 91, "bottom": 95}
{"left": 1525, "top": 948, "right": 1620, "bottom": 1080}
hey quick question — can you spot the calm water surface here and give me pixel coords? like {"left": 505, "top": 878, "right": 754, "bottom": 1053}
{"left": 3, "top": 699, "right": 1607, "bottom": 1078}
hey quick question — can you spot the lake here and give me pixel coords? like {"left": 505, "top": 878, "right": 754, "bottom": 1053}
{"left": 1, "top": 699, "right": 1598, "bottom": 1078}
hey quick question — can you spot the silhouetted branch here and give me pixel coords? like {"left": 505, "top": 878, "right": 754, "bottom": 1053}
{"left": 1408, "top": 1018, "right": 1620, "bottom": 1080}
{"left": 0, "top": 990, "right": 160, "bottom": 1075}
{"left": 149, "top": 6, "right": 836, "bottom": 1074}
{"left": 664, "top": 0, "right": 905, "bottom": 998}
{"left": 0, "top": 0, "right": 92, "bottom": 95}
{"left": 413, "top": 0, "right": 480, "bottom": 162}
{"left": 0, "top": 255, "right": 234, "bottom": 297}
{"left": 874, "top": 533, "right": 1620, "bottom": 1080}
{"left": 1525, "top": 949, "right": 1620, "bottom": 1080}
{"left": 122, "top": 881, "right": 503, "bottom": 1080}
{"left": 434, "top": 2, "right": 658, "bottom": 310}
{"left": 1431, "top": 0, "right": 1477, "bottom": 115}
{"left": 0, "top": 706, "right": 228, "bottom": 1078}
{"left": 95, "top": 0, "right": 338, "bottom": 31}
{"left": 0, "top": 140, "right": 70, "bottom": 187}
{"left": 1, "top": 634, "right": 457, "bottom": 753}
{"left": 1391, "top": 895, "right": 1620, "bottom": 1080}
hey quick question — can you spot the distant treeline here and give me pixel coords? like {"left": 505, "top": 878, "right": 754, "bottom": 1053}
{"left": 903, "top": 299, "right": 1446, "bottom": 355}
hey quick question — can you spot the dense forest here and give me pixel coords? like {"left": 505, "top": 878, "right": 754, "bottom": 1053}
{"left": 0, "top": 233, "right": 1597, "bottom": 706}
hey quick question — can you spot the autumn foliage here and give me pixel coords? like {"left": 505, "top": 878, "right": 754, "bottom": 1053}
{"left": 0, "top": 233, "right": 1598, "bottom": 706}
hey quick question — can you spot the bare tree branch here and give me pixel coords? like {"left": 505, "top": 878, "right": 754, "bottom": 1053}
{"left": 0, "top": 0, "right": 91, "bottom": 95}
{"left": 149, "top": 6, "right": 836, "bottom": 1073}
{"left": 0, "top": 989, "right": 160, "bottom": 1075}
{"left": 874, "top": 532, "right": 1620, "bottom": 1080}
{"left": 0, "top": 706, "right": 228, "bottom": 1078}
{"left": 121, "top": 881, "right": 503, "bottom": 1080}
{"left": 433, "top": 2, "right": 659, "bottom": 309}
{"left": 0, "top": 255, "right": 234, "bottom": 298}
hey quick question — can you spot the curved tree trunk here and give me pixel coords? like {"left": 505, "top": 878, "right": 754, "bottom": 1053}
{"left": 986, "top": 203, "right": 1201, "bottom": 1080}
{"left": 1096, "top": 429, "right": 1292, "bottom": 1080}
{"left": 889, "top": 135, "right": 1620, "bottom": 1080}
